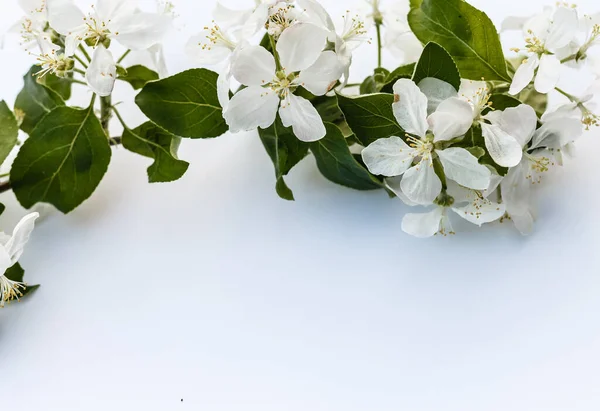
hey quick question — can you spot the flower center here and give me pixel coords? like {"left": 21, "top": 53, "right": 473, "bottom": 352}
{"left": 269, "top": 71, "right": 298, "bottom": 100}
{"left": 342, "top": 14, "right": 368, "bottom": 42}
{"left": 524, "top": 152, "right": 553, "bottom": 184}
{"left": 82, "top": 13, "right": 113, "bottom": 47}
{"left": 524, "top": 30, "right": 547, "bottom": 54}
{"left": 266, "top": 5, "right": 296, "bottom": 39}
{"left": 463, "top": 82, "right": 492, "bottom": 121}
{"left": 202, "top": 22, "right": 237, "bottom": 51}
{"left": 0, "top": 275, "right": 27, "bottom": 308}
{"left": 34, "top": 51, "right": 74, "bottom": 78}
{"left": 406, "top": 134, "right": 434, "bottom": 160}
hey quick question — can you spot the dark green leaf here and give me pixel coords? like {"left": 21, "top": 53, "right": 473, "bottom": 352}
{"left": 11, "top": 104, "right": 112, "bottom": 213}
{"left": 118, "top": 65, "right": 159, "bottom": 90}
{"left": 313, "top": 95, "right": 344, "bottom": 123}
{"left": 122, "top": 122, "right": 189, "bottom": 183}
{"left": 0, "top": 203, "right": 5, "bottom": 216}
{"left": 310, "top": 123, "right": 384, "bottom": 191}
{"left": 4, "top": 263, "right": 40, "bottom": 301}
{"left": 39, "top": 72, "right": 73, "bottom": 101}
{"left": 14, "top": 66, "right": 65, "bottom": 134}
{"left": 337, "top": 93, "right": 403, "bottom": 146}
{"left": 0, "top": 101, "right": 19, "bottom": 165}
{"left": 519, "top": 87, "right": 548, "bottom": 116}
{"left": 488, "top": 93, "right": 521, "bottom": 112}
{"left": 381, "top": 63, "right": 416, "bottom": 93}
{"left": 413, "top": 42, "right": 461, "bottom": 90}
{"left": 408, "top": 0, "right": 510, "bottom": 82}
{"left": 258, "top": 116, "right": 309, "bottom": 201}
{"left": 360, "top": 68, "right": 390, "bottom": 94}
{"left": 135, "top": 68, "right": 228, "bottom": 139}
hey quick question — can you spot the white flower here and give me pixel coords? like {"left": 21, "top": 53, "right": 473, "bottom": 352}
{"left": 296, "top": 0, "right": 371, "bottom": 86}
{"left": 498, "top": 105, "right": 583, "bottom": 234}
{"left": 400, "top": 180, "right": 505, "bottom": 238}
{"left": 223, "top": 23, "right": 343, "bottom": 142}
{"left": 509, "top": 6, "right": 580, "bottom": 95}
{"left": 361, "top": 79, "right": 492, "bottom": 205}
{"left": 6, "top": 0, "right": 48, "bottom": 50}
{"left": 0, "top": 213, "right": 39, "bottom": 307}
{"left": 46, "top": 0, "right": 171, "bottom": 96}
{"left": 543, "top": 79, "right": 600, "bottom": 129}
{"left": 31, "top": 34, "right": 74, "bottom": 78}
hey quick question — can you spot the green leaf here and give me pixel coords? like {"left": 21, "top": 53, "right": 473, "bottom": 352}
{"left": 311, "top": 123, "right": 384, "bottom": 191}
{"left": 122, "top": 122, "right": 189, "bottom": 183}
{"left": 312, "top": 95, "right": 344, "bottom": 123}
{"left": 337, "top": 93, "right": 403, "bottom": 146}
{"left": 519, "top": 87, "right": 548, "bottom": 116}
{"left": 258, "top": 116, "right": 309, "bottom": 201}
{"left": 39, "top": 72, "right": 73, "bottom": 101}
{"left": 0, "top": 203, "right": 5, "bottom": 216}
{"left": 0, "top": 101, "right": 19, "bottom": 165}
{"left": 135, "top": 68, "right": 228, "bottom": 139}
{"left": 408, "top": 0, "right": 510, "bottom": 82}
{"left": 381, "top": 63, "right": 416, "bottom": 93}
{"left": 10, "top": 104, "right": 112, "bottom": 213}
{"left": 118, "top": 65, "right": 159, "bottom": 90}
{"left": 14, "top": 66, "right": 65, "bottom": 134}
{"left": 413, "top": 42, "right": 461, "bottom": 90}
{"left": 360, "top": 68, "right": 390, "bottom": 94}
{"left": 4, "top": 263, "right": 39, "bottom": 300}
{"left": 488, "top": 93, "right": 521, "bottom": 112}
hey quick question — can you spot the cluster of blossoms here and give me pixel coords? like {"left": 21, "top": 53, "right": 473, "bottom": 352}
{"left": 12, "top": 0, "right": 174, "bottom": 96}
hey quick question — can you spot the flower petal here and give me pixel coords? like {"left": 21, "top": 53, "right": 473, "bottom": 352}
{"left": 296, "top": 0, "right": 336, "bottom": 31}
{"left": 96, "top": 0, "right": 136, "bottom": 23}
{"left": 46, "top": 0, "right": 85, "bottom": 36}
{"left": 480, "top": 123, "right": 524, "bottom": 167}
{"left": 534, "top": 54, "right": 561, "bottom": 94}
{"left": 217, "top": 71, "right": 231, "bottom": 111}
{"left": 361, "top": 137, "right": 417, "bottom": 177}
{"left": 112, "top": 13, "right": 171, "bottom": 51}
{"left": 223, "top": 86, "right": 279, "bottom": 133}
{"left": 384, "top": 176, "right": 419, "bottom": 206}
{"left": 298, "top": 51, "right": 344, "bottom": 96}
{"left": 509, "top": 54, "right": 539, "bottom": 95}
{"left": 400, "top": 157, "right": 442, "bottom": 205}
{"left": 213, "top": 2, "right": 253, "bottom": 29}
{"left": 546, "top": 7, "right": 579, "bottom": 51}
{"left": 452, "top": 199, "right": 506, "bottom": 226}
{"left": 392, "top": 79, "right": 429, "bottom": 138}
{"left": 85, "top": 45, "right": 117, "bottom": 97}
{"left": 418, "top": 77, "right": 458, "bottom": 115}
{"left": 511, "top": 211, "right": 535, "bottom": 236}
{"left": 531, "top": 117, "right": 583, "bottom": 149}
{"left": 279, "top": 94, "right": 326, "bottom": 142}
{"left": 487, "top": 104, "right": 538, "bottom": 148}
{"left": 185, "top": 32, "right": 233, "bottom": 65}
{"left": 231, "top": 46, "right": 276, "bottom": 86}
{"left": 241, "top": 3, "right": 270, "bottom": 38}
{"left": 4, "top": 212, "right": 39, "bottom": 265}
{"left": 501, "top": 162, "right": 531, "bottom": 216}
{"left": 277, "top": 23, "right": 328, "bottom": 73}
{"left": 402, "top": 208, "right": 444, "bottom": 238}
{"left": 428, "top": 97, "right": 473, "bottom": 142}
{"left": 436, "top": 147, "right": 491, "bottom": 190}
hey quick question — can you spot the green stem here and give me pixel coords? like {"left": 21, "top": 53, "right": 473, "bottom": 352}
{"left": 375, "top": 23, "right": 383, "bottom": 68}
{"left": 269, "top": 35, "right": 282, "bottom": 71}
{"left": 432, "top": 156, "right": 448, "bottom": 190}
{"left": 100, "top": 95, "right": 112, "bottom": 135}
{"left": 73, "top": 54, "right": 88, "bottom": 69}
{"left": 78, "top": 44, "right": 92, "bottom": 62}
{"left": 555, "top": 87, "right": 578, "bottom": 102}
{"left": 64, "top": 78, "right": 87, "bottom": 86}
{"left": 73, "top": 68, "right": 86, "bottom": 76}
{"left": 117, "top": 49, "right": 131, "bottom": 65}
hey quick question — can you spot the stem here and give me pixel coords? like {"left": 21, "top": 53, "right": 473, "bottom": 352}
{"left": 64, "top": 78, "right": 88, "bottom": 86}
{"left": 560, "top": 53, "right": 578, "bottom": 64}
{"left": 375, "top": 23, "right": 383, "bottom": 68}
{"left": 78, "top": 44, "right": 92, "bottom": 62}
{"left": 269, "top": 35, "right": 282, "bottom": 71}
{"left": 117, "top": 49, "right": 131, "bottom": 64}
{"left": 73, "top": 68, "right": 86, "bottom": 76}
{"left": 111, "top": 106, "right": 127, "bottom": 129}
{"left": 100, "top": 95, "right": 112, "bottom": 135}
{"left": 0, "top": 181, "right": 11, "bottom": 194}
{"left": 73, "top": 54, "right": 89, "bottom": 69}
{"left": 555, "top": 87, "right": 578, "bottom": 102}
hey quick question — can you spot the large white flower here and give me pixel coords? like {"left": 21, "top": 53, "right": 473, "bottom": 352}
{"left": 46, "top": 0, "right": 171, "bottom": 96}
{"left": 400, "top": 180, "right": 505, "bottom": 238}
{"left": 498, "top": 105, "right": 584, "bottom": 234}
{"left": 361, "top": 79, "right": 492, "bottom": 205}
{"left": 0, "top": 213, "right": 39, "bottom": 307}
{"left": 223, "top": 23, "right": 343, "bottom": 142}
{"left": 509, "top": 6, "right": 580, "bottom": 95}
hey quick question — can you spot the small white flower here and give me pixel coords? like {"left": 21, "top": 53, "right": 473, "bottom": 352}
{"left": 509, "top": 5, "right": 580, "bottom": 95}
{"left": 8, "top": 0, "right": 49, "bottom": 50}
{"left": 499, "top": 105, "right": 584, "bottom": 234}
{"left": 0, "top": 213, "right": 39, "bottom": 307}
{"left": 224, "top": 23, "right": 343, "bottom": 142}
{"left": 543, "top": 79, "right": 600, "bottom": 130}
{"left": 361, "top": 79, "right": 492, "bottom": 205}
{"left": 46, "top": 0, "right": 171, "bottom": 96}
{"left": 31, "top": 34, "right": 74, "bottom": 78}
{"left": 400, "top": 180, "right": 505, "bottom": 238}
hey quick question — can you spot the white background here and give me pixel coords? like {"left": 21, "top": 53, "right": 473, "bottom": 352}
{"left": 1, "top": 0, "right": 600, "bottom": 410}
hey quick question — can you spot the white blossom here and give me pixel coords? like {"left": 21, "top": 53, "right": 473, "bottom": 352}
{"left": 361, "top": 79, "right": 492, "bottom": 205}
{"left": 0, "top": 213, "right": 39, "bottom": 307}
{"left": 509, "top": 5, "right": 580, "bottom": 95}
{"left": 223, "top": 23, "right": 343, "bottom": 142}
